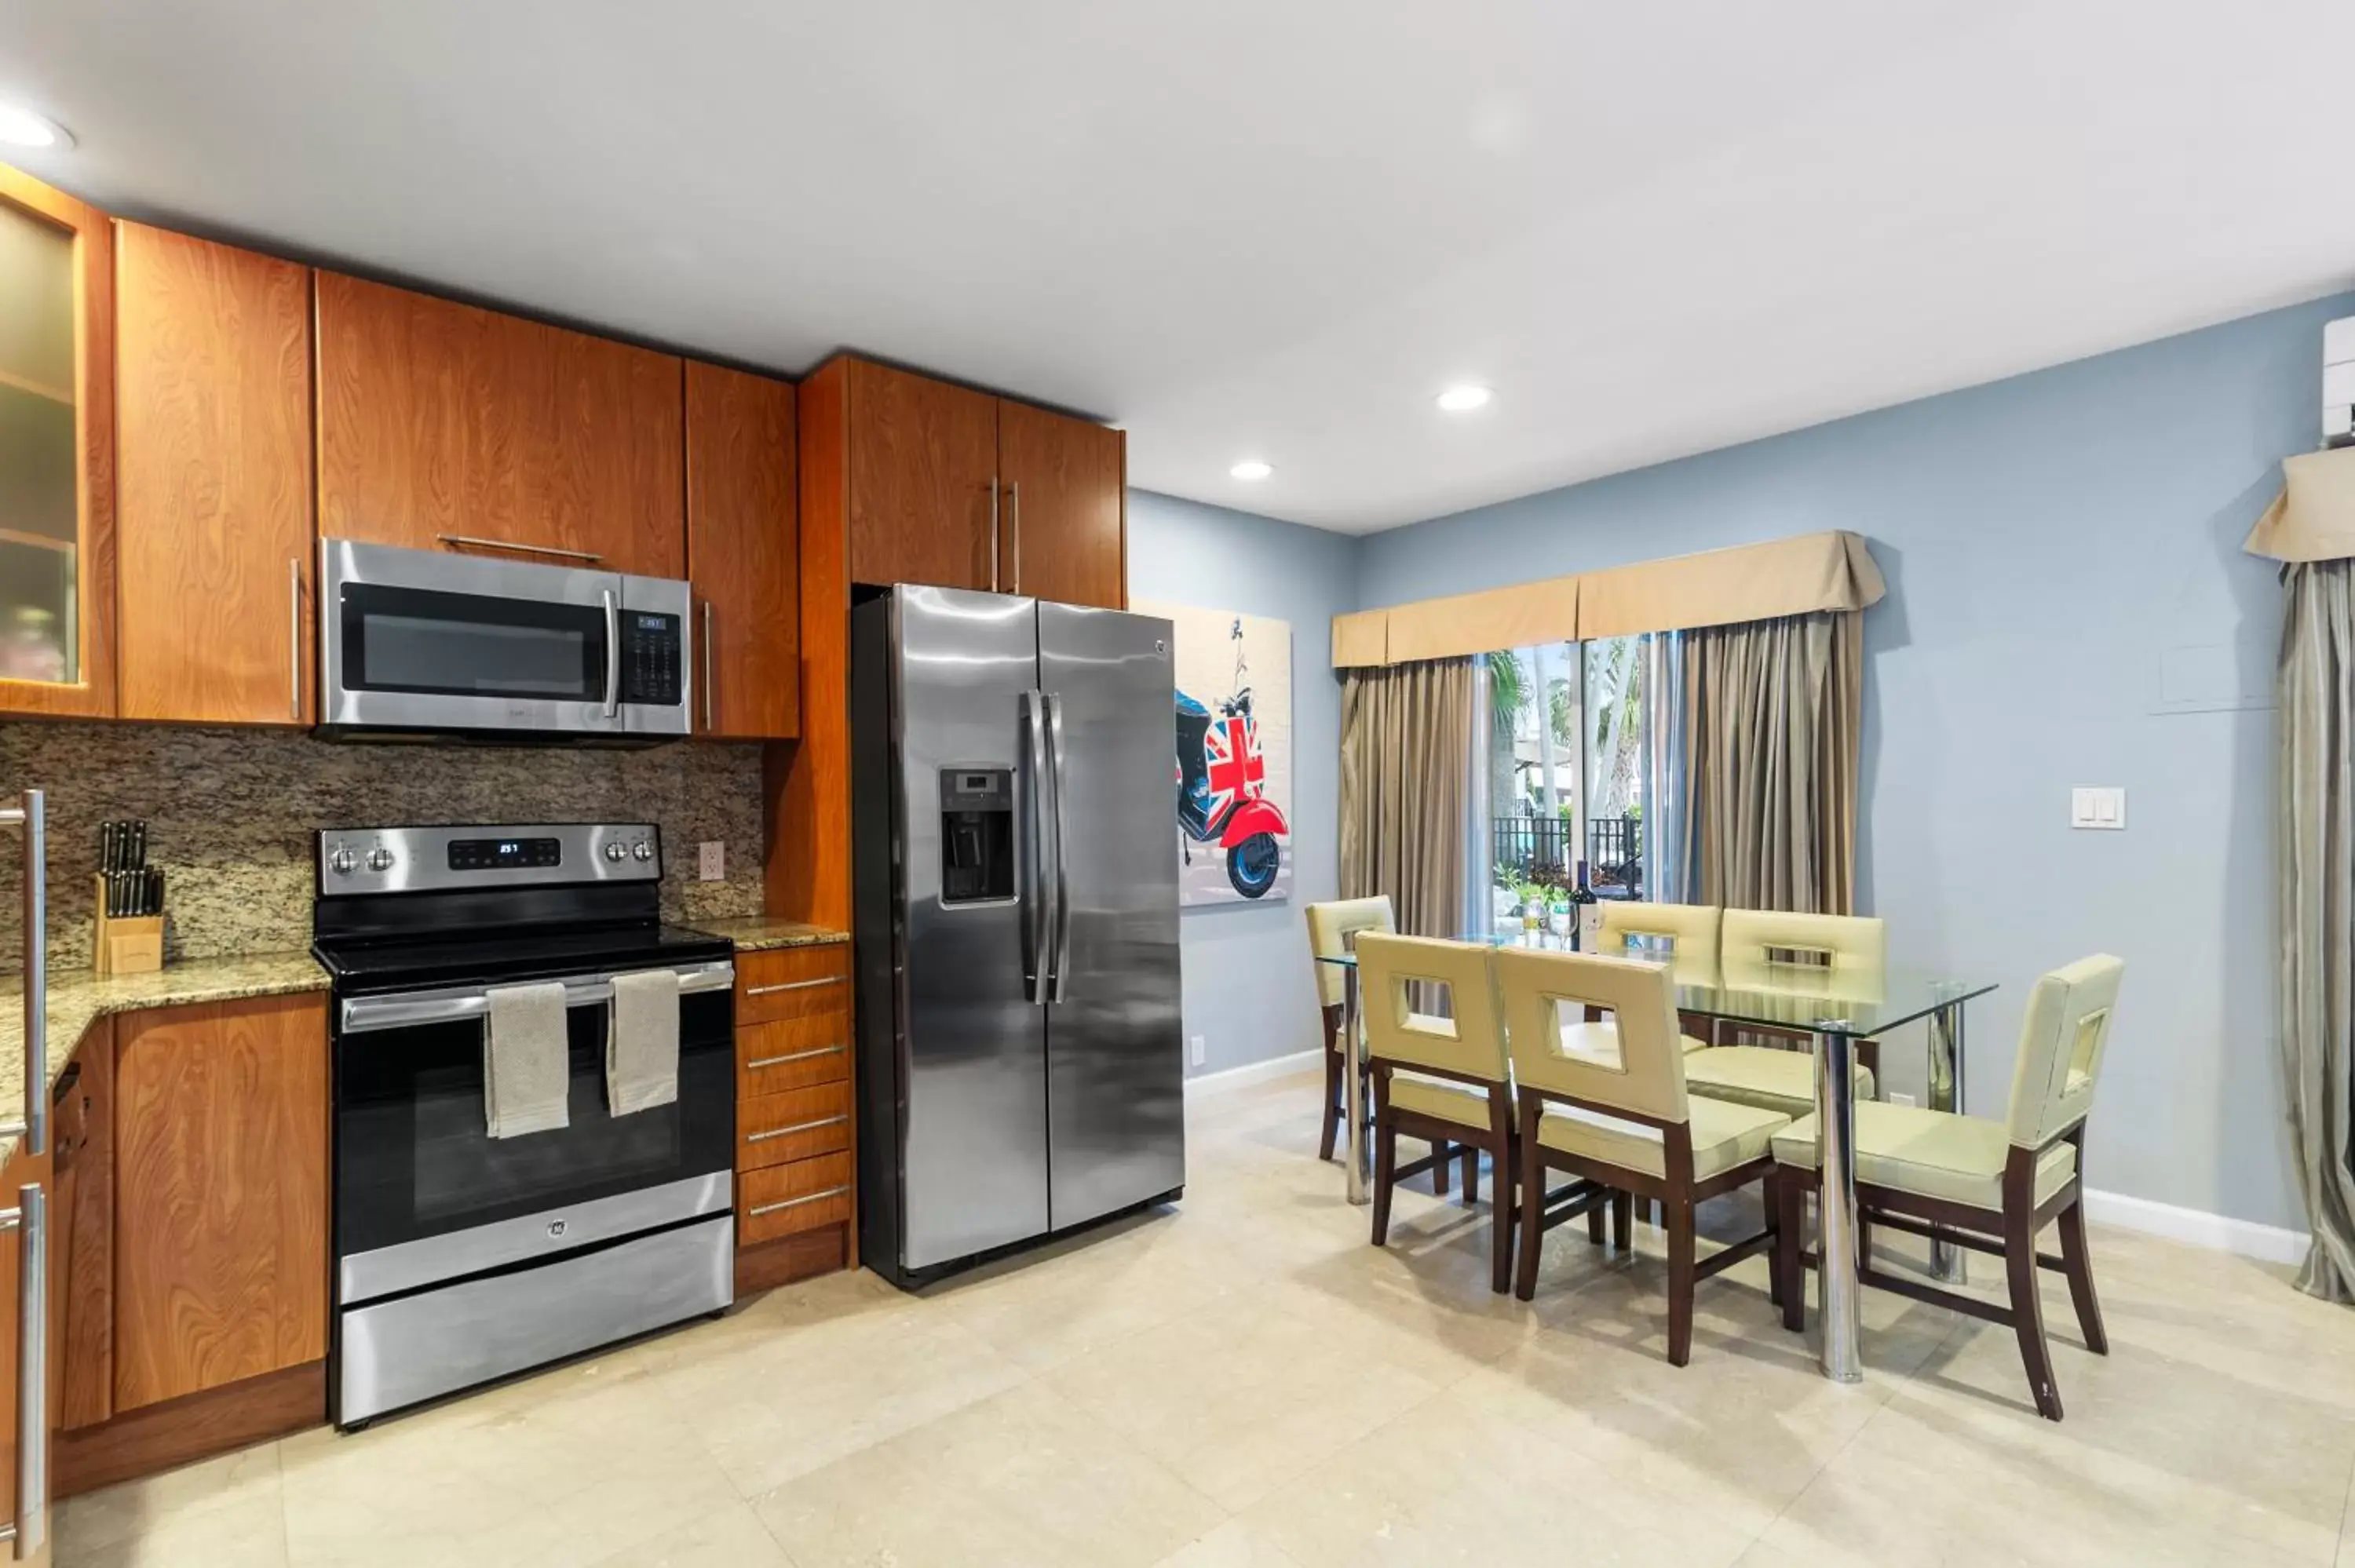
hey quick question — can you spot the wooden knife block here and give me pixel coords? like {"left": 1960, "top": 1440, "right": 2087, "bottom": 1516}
{"left": 93, "top": 874, "right": 163, "bottom": 979}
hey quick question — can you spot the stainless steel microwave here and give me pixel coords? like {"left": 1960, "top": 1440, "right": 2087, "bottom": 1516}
{"left": 317, "top": 539, "right": 692, "bottom": 743}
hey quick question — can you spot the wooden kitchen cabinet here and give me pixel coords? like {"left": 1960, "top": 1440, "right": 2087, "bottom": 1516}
{"left": 115, "top": 223, "right": 316, "bottom": 725}
{"left": 111, "top": 994, "right": 328, "bottom": 1413}
{"left": 686, "top": 361, "right": 799, "bottom": 738}
{"left": 0, "top": 161, "right": 116, "bottom": 719}
{"left": 53, "top": 1019, "right": 112, "bottom": 1432}
{"left": 0, "top": 1134, "right": 53, "bottom": 1530}
{"left": 839, "top": 358, "right": 1001, "bottom": 593}
{"left": 996, "top": 397, "right": 1126, "bottom": 610}
{"left": 315, "top": 271, "right": 685, "bottom": 578}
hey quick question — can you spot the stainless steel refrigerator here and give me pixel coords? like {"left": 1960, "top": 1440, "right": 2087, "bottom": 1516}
{"left": 852, "top": 585, "right": 1185, "bottom": 1288}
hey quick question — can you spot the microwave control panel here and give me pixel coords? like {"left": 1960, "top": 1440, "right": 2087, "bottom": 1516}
{"left": 621, "top": 611, "right": 684, "bottom": 706}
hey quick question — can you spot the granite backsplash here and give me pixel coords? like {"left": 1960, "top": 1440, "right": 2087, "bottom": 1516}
{"left": 0, "top": 721, "right": 767, "bottom": 968}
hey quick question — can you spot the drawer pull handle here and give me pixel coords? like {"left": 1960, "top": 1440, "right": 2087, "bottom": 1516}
{"left": 745, "top": 975, "right": 845, "bottom": 997}
{"left": 747, "top": 1115, "right": 847, "bottom": 1143}
{"left": 745, "top": 1044, "right": 844, "bottom": 1070}
{"left": 749, "top": 1184, "right": 850, "bottom": 1217}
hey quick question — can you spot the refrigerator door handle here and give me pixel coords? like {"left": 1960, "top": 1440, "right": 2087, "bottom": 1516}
{"left": 1046, "top": 691, "right": 1072, "bottom": 1002}
{"left": 1019, "top": 688, "right": 1049, "bottom": 1005}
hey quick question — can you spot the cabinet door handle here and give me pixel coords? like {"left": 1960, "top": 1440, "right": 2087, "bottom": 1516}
{"left": 749, "top": 1184, "right": 849, "bottom": 1217}
{"left": 701, "top": 600, "right": 714, "bottom": 731}
{"left": 745, "top": 1044, "right": 845, "bottom": 1069}
{"left": 1010, "top": 480, "right": 1022, "bottom": 594}
{"left": 436, "top": 534, "right": 603, "bottom": 563}
{"left": 600, "top": 589, "right": 619, "bottom": 719}
{"left": 746, "top": 1114, "right": 846, "bottom": 1143}
{"left": 744, "top": 975, "right": 845, "bottom": 997}
{"left": 288, "top": 557, "right": 303, "bottom": 720}
{"left": 989, "top": 477, "right": 1002, "bottom": 592}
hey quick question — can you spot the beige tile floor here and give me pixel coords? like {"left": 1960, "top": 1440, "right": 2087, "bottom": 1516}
{"left": 57, "top": 1063, "right": 2355, "bottom": 1567}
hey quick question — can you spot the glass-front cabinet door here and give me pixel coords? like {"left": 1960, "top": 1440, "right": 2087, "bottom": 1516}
{"left": 0, "top": 163, "right": 111, "bottom": 717}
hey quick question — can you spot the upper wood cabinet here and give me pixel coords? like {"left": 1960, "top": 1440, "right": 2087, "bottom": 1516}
{"left": 115, "top": 224, "right": 315, "bottom": 725}
{"left": 315, "top": 272, "right": 685, "bottom": 578}
{"left": 112, "top": 994, "right": 327, "bottom": 1413}
{"left": 0, "top": 162, "right": 115, "bottom": 718}
{"left": 842, "top": 359, "right": 1000, "bottom": 593}
{"left": 686, "top": 362, "right": 799, "bottom": 738}
{"left": 997, "top": 399, "right": 1125, "bottom": 610}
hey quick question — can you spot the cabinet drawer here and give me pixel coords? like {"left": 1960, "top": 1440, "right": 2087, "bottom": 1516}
{"left": 739, "top": 1154, "right": 853, "bottom": 1245}
{"left": 736, "top": 1015, "right": 852, "bottom": 1096}
{"left": 738, "top": 1081, "right": 852, "bottom": 1172}
{"left": 736, "top": 945, "right": 851, "bottom": 1026}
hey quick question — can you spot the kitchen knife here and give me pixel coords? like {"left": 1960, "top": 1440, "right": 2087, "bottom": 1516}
{"left": 150, "top": 867, "right": 164, "bottom": 917}
{"left": 100, "top": 822, "right": 116, "bottom": 876}
{"left": 130, "top": 820, "right": 145, "bottom": 870}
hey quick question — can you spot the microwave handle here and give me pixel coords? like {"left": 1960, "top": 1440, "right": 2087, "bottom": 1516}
{"left": 601, "top": 589, "right": 620, "bottom": 719}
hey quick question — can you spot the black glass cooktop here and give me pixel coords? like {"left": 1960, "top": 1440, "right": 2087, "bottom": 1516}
{"left": 313, "top": 922, "right": 733, "bottom": 996}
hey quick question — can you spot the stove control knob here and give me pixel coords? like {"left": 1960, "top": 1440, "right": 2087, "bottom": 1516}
{"left": 366, "top": 847, "right": 396, "bottom": 872}
{"left": 603, "top": 841, "right": 627, "bottom": 863}
{"left": 631, "top": 841, "right": 655, "bottom": 862}
{"left": 327, "top": 846, "right": 358, "bottom": 876}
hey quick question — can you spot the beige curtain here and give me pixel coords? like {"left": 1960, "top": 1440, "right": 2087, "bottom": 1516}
{"left": 1678, "top": 610, "right": 1862, "bottom": 913}
{"left": 2279, "top": 561, "right": 2355, "bottom": 1302}
{"left": 1340, "top": 658, "right": 1476, "bottom": 939}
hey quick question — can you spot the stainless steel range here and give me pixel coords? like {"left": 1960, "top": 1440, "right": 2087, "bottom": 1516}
{"left": 311, "top": 822, "right": 736, "bottom": 1427}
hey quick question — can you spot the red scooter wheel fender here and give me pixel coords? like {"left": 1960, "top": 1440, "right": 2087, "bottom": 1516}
{"left": 1218, "top": 798, "right": 1288, "bottom": 848}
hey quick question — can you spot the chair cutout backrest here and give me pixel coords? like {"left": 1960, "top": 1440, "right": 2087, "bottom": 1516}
{"left": 1721, "top": 910, "right": 1886, "bottom": 980}
{"left": 1494, "top": 947, "right": 1688, "bottom": 1124}
{"left": 2004, "top": 954, "right": 2124, "bottom": 1150}
{"left": 1305, "top": 896, "right": 1395, "bottom": 1010}
{"left": 1354, "top": 933, "right": 1509, "bottom": 1085}
{"left": 1595, "top": 902, "right": 1722, "bottom": 968}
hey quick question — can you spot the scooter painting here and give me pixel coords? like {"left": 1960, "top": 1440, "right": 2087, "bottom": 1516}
{"left": 1174, "top": 618, "right": 1288, "bottom": 899}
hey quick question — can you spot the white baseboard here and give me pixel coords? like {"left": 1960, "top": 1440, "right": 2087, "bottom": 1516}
{"left": 2083, "top": 1187, "right": 2309, "bottom": 1266}
{"left": 1185, "top": 1048, "right": 1321, "bottom": 1096}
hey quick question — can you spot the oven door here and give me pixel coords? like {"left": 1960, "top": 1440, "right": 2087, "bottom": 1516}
{"left": 334, "top": 979, "right": 735, "bottom": 1304}
{"left": 318, "top": 538, "right": 690, "bottom": 738}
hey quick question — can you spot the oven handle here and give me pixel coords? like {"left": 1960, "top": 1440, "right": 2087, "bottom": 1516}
{"left": 338, "top": 959, "right": 736, "bottom": 1035}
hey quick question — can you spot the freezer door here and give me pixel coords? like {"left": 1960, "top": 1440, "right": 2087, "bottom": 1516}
{"left": 893, "top": 586, "right": 1052, "bottom": 1270}
{"left": 1038, "top": 602, "right": 1185, "bottom": 1230}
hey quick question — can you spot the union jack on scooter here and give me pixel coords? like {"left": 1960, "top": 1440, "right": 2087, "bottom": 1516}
{"left": 1174, "top": 618, "right": 1287, "bottom": 899}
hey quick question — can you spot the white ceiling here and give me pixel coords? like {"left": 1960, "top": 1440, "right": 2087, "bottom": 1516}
{"left": 4, "top": 2, "right": 2353, "bottom": 534}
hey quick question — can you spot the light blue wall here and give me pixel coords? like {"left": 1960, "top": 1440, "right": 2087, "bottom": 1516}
{"left": 1126, "top": 490, "right": 1356, "bottom": 1078}
{"left": 1357, "top": 290, "right": 2355, "bottom": 1231}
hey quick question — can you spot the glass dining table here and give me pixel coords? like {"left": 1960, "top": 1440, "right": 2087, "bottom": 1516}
{"left": 1314, "top": 930, "right": 1997, "bottom": 1385}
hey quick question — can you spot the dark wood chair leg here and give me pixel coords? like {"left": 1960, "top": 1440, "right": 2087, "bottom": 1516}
{"left": 1776, "top": 1175, "right": 1805, "bottom": 1332}
{"left": 1371, "top": 1081, "right": 1398, "bottom": 1248}
{"left": 1462, "top": 1144, "right": 1480, "bottom": 1205}
{"left": 1586, "top": 1193, "right": 1606, "bottom": 1245}
{"left": 2004, "top": 1203, "right": 2064, "bottom": 1420}
{"left": 2056, "top": 1197, "right": 2108, "bottom": 1355}
{"left": 1319, "top": 1048, "right": 1341, "bottom": 1161}
{"left": 1432, "top": 1140, "right": 1451, "bottom": 1196}
{"left": 1514, "top": 1106, "right": 1545, "bottom": 1301}
{"left": 1765, "top": 1175, "right": 1784, "bottom": 1312}
{"left": 1611, "top": 1189, "right": 1632, "bottom": 1252}
{"left": 1666, "top": 1199, "right": 1697, "bottom": 1366}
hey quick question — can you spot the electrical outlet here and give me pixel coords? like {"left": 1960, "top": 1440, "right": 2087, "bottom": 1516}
{"left": 698, "top": 841, "right": 725, "bottom": 881}
{"left": 2069, "top": 786, "right": 2126, "bottom": 830}
{"left": 1188, "top": 1034, "right": 1206, "bottom": 1067}
{"left": 1888, "top": 1091, "right": 1917, "bottom": 1108}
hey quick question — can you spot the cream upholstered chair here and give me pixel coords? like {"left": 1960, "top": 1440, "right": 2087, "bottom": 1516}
{"left": 1496, "top": 947, "right": 1789, "bottom": 1365}
{"left": 1594, "top": 901, "right": 1722, "bottom": 968}
{"left": 1356, "top": 933, "right": 1517, "bottom": 1292}
{"left": 1683, "top": 909, "right": 1885, "bottom": 1118}
{"left": 1772, "top": 954, "right": 2124, "bottom": 1420}
{"left": 1305, "top": 896, "right": 1395, "bottom": 1164}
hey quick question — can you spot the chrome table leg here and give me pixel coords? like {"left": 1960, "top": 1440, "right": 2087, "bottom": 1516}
{"left": 1813, "top": 1024, "right": 1864, "bottom": 1384}
{"left": 1927, "top": 997, "right": 1967, "bottom": 1284}
{"left": 1344, "top": 965, "right": 1369, "bottom": 1206}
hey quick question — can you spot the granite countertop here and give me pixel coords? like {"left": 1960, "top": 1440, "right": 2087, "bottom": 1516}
{"left": 682, "top": 916, "right": 851, "bottom": 952}
{"left": 0, "top": 950, "right": 330, "bottom": 1165}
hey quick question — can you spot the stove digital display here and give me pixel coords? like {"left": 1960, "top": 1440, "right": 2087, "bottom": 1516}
{"left": 447, "top": 837, "right": 563, "bottom": 871}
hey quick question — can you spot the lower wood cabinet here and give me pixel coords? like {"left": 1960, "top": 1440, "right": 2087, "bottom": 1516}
{"left": 0, "top": 1132, "right": 53, "bottom": 1529}
{"left": 110, "top": 994, "right": 328, "bottom": 1413}
{"left": 732, "top": 943, "right": 856, "bottom": 1292}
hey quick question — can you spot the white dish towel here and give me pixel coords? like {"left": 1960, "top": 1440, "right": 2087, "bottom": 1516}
{"left": 484, "top": 981, "right": 571, "bottom": 1138}
{"left": 608, "top": 968, "right": 681, "bottom": 1116}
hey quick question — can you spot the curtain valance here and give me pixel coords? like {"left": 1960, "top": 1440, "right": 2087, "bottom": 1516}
{"left": 2246, "top": 447, "right": 2355, "bottom": 563}
{"left": 1331, "top": 530, "right": 1884, "bottom": 667}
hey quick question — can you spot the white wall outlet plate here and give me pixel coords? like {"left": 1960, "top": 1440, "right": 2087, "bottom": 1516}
{"left": 2068, "top": 787, "right": 2126, "bottom": 830}
{"left": 1188, "top": 1034, "right": 1207, "bottom": 1067}
{"left": 698, "top": 841, "right": 725, "bottom": 881}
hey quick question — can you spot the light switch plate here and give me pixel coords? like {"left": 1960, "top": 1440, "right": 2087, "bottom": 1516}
{"left": 698, "top": 841, "right": 725, "bottom": 881}
{"left": 1188, "top": 1034, "right": 1207, "bottom": 1067}
{"left": 2069, "top": 787, "right": 2126, "bottom": 830}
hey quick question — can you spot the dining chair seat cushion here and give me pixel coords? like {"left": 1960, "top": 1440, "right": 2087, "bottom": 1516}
{"left": 1386, "top": 1068, "right": 1499, "bottom": 1131}
{"left": 1538, "top": 1095, "right": 1790, "bottom": 1182}
{"left": 1770, "top": 1103, "right": 2076, "bottom": 1210}
{"left": 1681, "top": 1045, "right": 1875, "bottom": 1119}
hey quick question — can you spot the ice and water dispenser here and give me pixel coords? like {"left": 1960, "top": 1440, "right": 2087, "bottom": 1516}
{"left": 939, "top": 768, "right": 1014, "bottom": 903}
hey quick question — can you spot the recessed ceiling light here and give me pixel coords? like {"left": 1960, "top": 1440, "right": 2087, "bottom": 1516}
{"left": 0, "top": 104, "right": 72, "bottom": 150}
{"left": 1229, "top": 459, "right": 1272, "bottom": 481}
{"left": 1437, "top": 385, "right": 1492, "bottom": 412}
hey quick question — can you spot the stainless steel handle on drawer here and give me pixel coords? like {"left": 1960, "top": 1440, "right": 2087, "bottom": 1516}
{"left": 743, "top": 975, "right": 845, "bottom": 997}
{"left": 601, "top": 589, "right": 620, "bottom": 719}
{"left": 745, "top": 1115, "right": 847, "bottom": 1143}
{"left": 749, "top": 1184, "right": 850, "bottom": 1217}
{"left": 701, "top": 600, "right": 714, "bottom": 731}
{"left": 745, "top": 1044, "right": 845, "bottom": 1070}
{"left": 435, "top": 534, "right": 604, "bottom": 563}
{"left": 288, "top": 557, "right": 303, "bottom": 720}
{"left": 341, "top": 960, "right": 736, "bottom": 1034}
